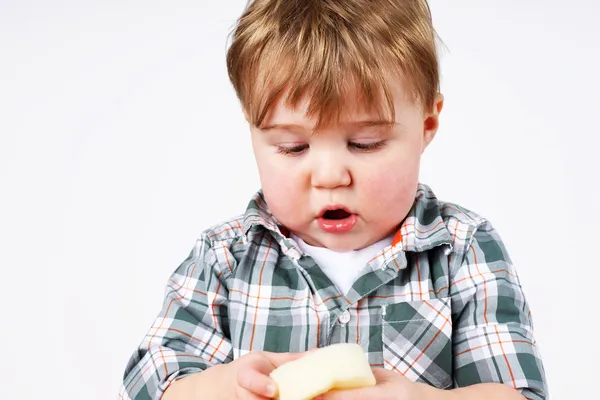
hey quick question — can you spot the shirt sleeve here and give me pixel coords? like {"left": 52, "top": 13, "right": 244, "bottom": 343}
{"left": 449, "top": 221, "right": 548, "bottom": 399}
{"left": 119, "top": 235, "right": 233, "bottom": 399}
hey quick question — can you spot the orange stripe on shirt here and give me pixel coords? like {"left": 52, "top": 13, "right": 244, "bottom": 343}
{"left": 495, "top": 325, "right": 517, "bottom": 388}
{"left": 249, "top": 235, "right": 272, "bottom": 351}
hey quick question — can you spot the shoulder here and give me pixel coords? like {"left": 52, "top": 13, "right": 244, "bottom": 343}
{"left": 175, "top": 214, "right": 248, "bottom": 281}
{"left": 202, "top": 214, "right": 247, "bottom": 244}
{"left": 416, "top": 183, "right": 487, "bottom": 236}
{"left": 437, "top": 199, "right": 497, "bottom": 255}
{"left": 436, "top": 200, "right": 512, "bottom": 279}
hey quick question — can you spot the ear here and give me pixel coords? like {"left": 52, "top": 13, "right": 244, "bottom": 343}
{"left": 422, "top": 93, "right": 444, "bottom": 153}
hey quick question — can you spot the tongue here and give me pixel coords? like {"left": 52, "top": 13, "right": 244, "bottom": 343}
{"left": 323, "top": 209, "right": 351, "bottom": 220}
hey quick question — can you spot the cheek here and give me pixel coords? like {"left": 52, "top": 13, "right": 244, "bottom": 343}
{"left": 363, "top": 174, "right": 416, "bottom": 205}
{"left": 360, "top": 156, "right": 420, "bottom": 214}
{"left": 256, "top": 156, "right": 305, "bottom": 218}
{"left": 259, "top": 160, "right": 299, "bottom": 195}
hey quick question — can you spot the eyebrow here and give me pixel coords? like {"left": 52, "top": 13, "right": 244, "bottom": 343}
{"left": 260, "top": 120, "right": 396, "bottom": 131}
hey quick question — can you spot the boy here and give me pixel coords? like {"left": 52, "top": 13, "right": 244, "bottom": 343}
{"left": 120, "top": 0, "right": 547, "bottom": 399}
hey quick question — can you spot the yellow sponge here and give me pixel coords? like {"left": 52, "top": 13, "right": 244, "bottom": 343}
{"left": 270, "top": 343, "right": 376, "bottom": 400}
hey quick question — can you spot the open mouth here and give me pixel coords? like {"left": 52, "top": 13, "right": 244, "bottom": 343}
{"left": 322, "top": 209, "right": 352, "bottom": 220}
{"left": 317, "top": 206, "right": 357, "bottom": 233}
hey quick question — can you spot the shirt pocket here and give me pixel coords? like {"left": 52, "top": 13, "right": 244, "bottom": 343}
{"left": 382, "top": 297, "right": 453, "bottom": 389}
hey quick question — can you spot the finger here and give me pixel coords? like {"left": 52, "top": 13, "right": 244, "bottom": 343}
{"left": 237, "top": 366, "right": 278, "bottom": 398}
{"left": 372, "top": 366, "right": 405, "bottom": 382}
{"left": 236, "top": 386, "right": 271, "bottom": 400}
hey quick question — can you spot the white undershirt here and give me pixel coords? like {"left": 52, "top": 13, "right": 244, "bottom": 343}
{"left": 291, "top": 234, "right": 393, "bottom": 295}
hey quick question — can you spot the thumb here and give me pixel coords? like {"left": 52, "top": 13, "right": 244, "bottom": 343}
{"left": 371, "top": 366, "right": 403, "bottom": 382}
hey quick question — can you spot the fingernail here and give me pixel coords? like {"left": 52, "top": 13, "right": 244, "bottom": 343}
{"left": 266, "top": 383, "right": 276, "bottom": 397}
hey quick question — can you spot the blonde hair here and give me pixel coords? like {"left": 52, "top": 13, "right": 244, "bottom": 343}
{"left": 226, "top": 0, "right": 440, "bottom": 130}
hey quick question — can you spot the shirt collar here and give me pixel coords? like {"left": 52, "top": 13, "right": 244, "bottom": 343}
{"left": 241, "top": 192, "right": 301, "bottom": 259}
{"left": 392, "top": 183, "right": 454, "bottom": 254}
{"left": 241, "top": 183, "right": 453, "bottom": 258}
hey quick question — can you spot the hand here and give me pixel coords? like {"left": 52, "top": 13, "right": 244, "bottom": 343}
{"left": 315, "top": 367, "right": 430, "bottom": 400}
{"left": 163, "top": 350, "right": 314, "bottom": 400}
{"left": 230, "top": 350, "right": 310, "bottom": 400}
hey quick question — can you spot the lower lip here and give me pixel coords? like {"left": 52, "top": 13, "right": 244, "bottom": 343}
{"left": 317, "top": 214, "right": 358, "bottom": 233}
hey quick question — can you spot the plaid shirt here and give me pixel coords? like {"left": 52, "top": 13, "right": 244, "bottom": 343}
{"left": 120, "top": 183, "right": 547, "bottom": 399}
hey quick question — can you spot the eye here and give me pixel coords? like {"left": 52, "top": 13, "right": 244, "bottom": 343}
{"left": 348, "top": 140, "right": 386, "bottom": 152}
{"left": 276, "top": 144, "right": 309, "bottom": 156}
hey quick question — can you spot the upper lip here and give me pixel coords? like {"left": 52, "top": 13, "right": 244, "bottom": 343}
{"left": 317, "top": 204, "right": 354, "bottom": 218}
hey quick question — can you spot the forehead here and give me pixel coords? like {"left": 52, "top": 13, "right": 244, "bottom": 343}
{"left": 261, "top": 74, "right": 418, "bottom": 131}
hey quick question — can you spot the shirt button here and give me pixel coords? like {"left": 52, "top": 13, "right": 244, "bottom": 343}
{"left": 338, "top": 310, "right": 351, "bottom": 324}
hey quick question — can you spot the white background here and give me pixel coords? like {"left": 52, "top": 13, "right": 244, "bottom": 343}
{"left": 1, "top": 0, "right": 598, "bottom": 398}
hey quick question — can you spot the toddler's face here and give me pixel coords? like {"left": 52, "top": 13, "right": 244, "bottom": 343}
{"left": 250, "top": 76, "right": 442, "bottom": 251}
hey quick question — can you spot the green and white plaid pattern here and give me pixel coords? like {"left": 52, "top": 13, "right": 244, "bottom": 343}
{"left": 120, "top": 183, "right": 547, "bottom": 399}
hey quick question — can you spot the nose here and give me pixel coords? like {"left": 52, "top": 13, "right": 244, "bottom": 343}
{"left": 310, "top": 151, "right": 352, "bottom": 189}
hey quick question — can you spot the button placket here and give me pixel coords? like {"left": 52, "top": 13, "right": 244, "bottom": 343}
{"left": 338, "top": 310, "right": 351, "bottom": 324}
